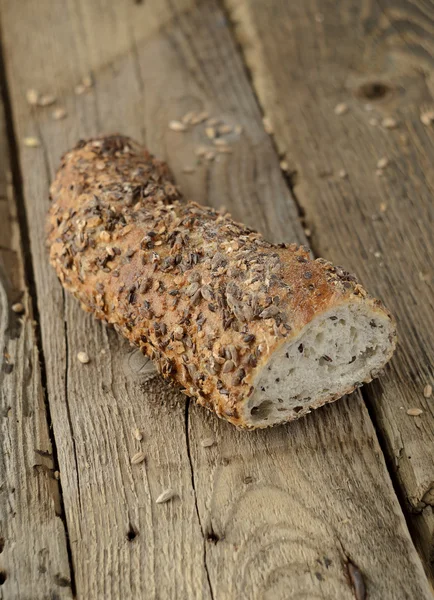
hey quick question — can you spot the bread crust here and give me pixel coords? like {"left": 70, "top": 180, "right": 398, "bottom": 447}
{"left": 47, "top": 135, "right": 396, "bottom": 428}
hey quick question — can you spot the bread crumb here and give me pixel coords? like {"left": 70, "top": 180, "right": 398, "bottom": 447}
{"left": 52, "top": 107, "right": 67, "bottom": 120}
{"left": 132, "top": 428, "right": 143, "bottom": 441}
{"left": 420, "top": 109, "right": 434, "bottom": 126}
{"left": 169, "top": 120, "right": 187, "bottom": 132}
{"left": 424, "top": 385, "right": 432, "bottom": 399}
{"left": 381, "top": 117, "right": 398, "bottom": 129}
{"left": 156, "top": 489, "right": 175, "bottom": 504}
{"left": 131, "top": 451, "right": 146, "bottom": 465}
{"left": 377, "top": 157, "right": 389, "bottom": 169}
{"left": 26, "top": 89, "right": 39, "bottom": 106}
{"left": 200, "top": 437, "right": 215, "bottom": 448}
{"left": 334, "top": 103, "right": 348, "bottom": 116}
{"left": 407, "top": 408, "right": 423, "bottom": 416}
{"left": 77, "top": 351, "right": 90, "bottom": 364}
{"left": 11, "top": 302, "right": 24, "bottom": 314}
{"left": 23, "top": 137, "right": 40, "bottom": 148}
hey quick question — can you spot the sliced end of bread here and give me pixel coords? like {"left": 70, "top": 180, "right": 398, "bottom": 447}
{"left": 242, "top": 301, "right": 396, "bottom": 427}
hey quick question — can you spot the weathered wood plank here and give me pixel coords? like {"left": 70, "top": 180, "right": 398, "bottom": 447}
{"left": 224, "top": 0, "right": 434, "bottom": 574}
{"left": 0, "top": 87, "right": 72, "bottom": 596}
{"left": 0, "top": 0, "right": 432, "bottom": 598}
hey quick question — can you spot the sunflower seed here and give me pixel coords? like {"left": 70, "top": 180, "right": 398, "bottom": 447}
{"left": 52, "top": 107, "right": 67, "bottom": 120}
{"left": 169, "top": 120, "right": 187, "bottom": 132}
{"left": 38, "top": 94, "right": 56, "bottom": 107}
{"left": 201, "top": 285, "right": 214, "bottom": 301}
{"left": 11, "top": 302, "right": 24, "bottom": 314}
{"left": 407, "top": 408, "right": 423, "bottom": 416}
{"left": 381, "top": 117, "right": 398, "bottom": 129}
{"left": 156, "top": 489, "right": 175, "bottom": 504}
{"left": 200, "top": 437, "right": 215, "bottom": 448}
{"left": 334, "top": 103, "right": 348, "bottom": 116}
{"left": 26, "top": 89, "right": 39, "bottom": 105}
{"left": 259, "top": 305, "right": 279, "bottom": 319}
{"left": 222, "top": 360, "right": 235, "bottom": 373}
{"left": 131, "top": 451, "right": 146, "bottom": 465}
{"left": 23, "top": 136, "right": 40, "bottom": 148}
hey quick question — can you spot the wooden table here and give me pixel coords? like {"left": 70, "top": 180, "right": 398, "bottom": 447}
{"left": 0, "top": 0, "right": 433, "bottom": 598}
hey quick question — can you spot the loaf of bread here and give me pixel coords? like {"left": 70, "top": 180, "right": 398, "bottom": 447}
{"left": 47, "top": 135, "right": 396, "bottom": 428}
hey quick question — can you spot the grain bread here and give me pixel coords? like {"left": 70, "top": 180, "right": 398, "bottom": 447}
{"left": 47, "top": 135, "right": 396, "bottom": 429}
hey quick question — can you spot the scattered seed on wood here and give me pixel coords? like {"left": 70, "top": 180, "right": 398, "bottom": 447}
{"left": 132, "top": 428, "right": 143, "bottom": 441}
{"left": 234, "top": 125, "right": 243, "bottom": 135}
{"left": 77, "top": 351, "right": 90, "bottom": 364}
{"left": 205, "top": 126, "right": 216, "bottom": 139}
{"left": 75, "top": 84, "right": 86, "bottom": 95}
{"left": 82, "top": 74, "right": 93, "bottom": 88}
{"left": 181, "top": 111, "right": 195, "bottom": 124}
{"left": 54, "top": 471, "right": 60, "bottom": 480}
{"left": 169, "top": 120, "right": 187, "bottom": 132}
{"left": 190, "top": 111, "right": 209, "bottom": 125}
{"left": 375, "top": 169, "right": 383, "bottom": 177}
{"left": 381, "top": 117, "right": 398, "bottom": 129}
{"left": 182, "top": 166, "right": 195, "bottom": 174}
{"left": 407, "top": 408, "right": 423, "bottom": 416}
{"left": 205, "top": 151, "right": 215, "bottom": 161}
{"left": 262, "top": 116, "right": 273, "bottom": 134}
{"left": 26, "top": 89, "right": 39, "bottom": 105}
{"left": 280, "top": 160, "right": 289, "bottom": 171}
{"left": 377, "top": 157, "right": 389, "bottom": 169}
{"left": 38, "top": 94, "right": 56, "bottom": 107}
{"left": 420, "top": 109, "right": 434, "bottom": 126}
{"left": 131, "top": 451, "right": 146, "bottom": 465}
{"left": 52, "top": 107, "right": 67, "bottom": 120}
{"left": 201, "top": 437, "right": 215, "bottom": 448}
{"left": 379, "top": 202, "right": 387, "bottom": 213}
{"left": 214, "top": 138, "right": 230, "bottom": 147}
{"left": 334, "top": 102, "right": 348, "bottom": 116}
{"left": 424, "top": 385, "right": 432, "bottom": 399}
{"left": 219, "top": 124, "right": 232, "bottom": 135}
{"left": 304, "top": 228, "right": 311, "bottom": 237}
{"left": 207, "top": 117, "right": 219, "bottom": 127}
{"left": 11, "top": 302, "right": 24, "bottom": 314}
{"left": 156, "top": 489, "right": 175, "bottom": 504}
{"left": 338, "top": 169, "right": 347, "bottom": 179}
{"left": 23, "top": 136, "right": 40, "bottom": 148}
{"left": 217, "top": 146, "right": 233, "bottom": 154}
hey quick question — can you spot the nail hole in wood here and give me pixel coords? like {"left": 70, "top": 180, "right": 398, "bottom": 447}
{"left": 356, "top": 82, "right": 390, "bottom": 100}
{"left": 207, "top": 530, "right": 220, "bottom": 544}
{"left": 0, "top": 571, "right": 7, "bottom": 585}
{"left": 126, "top": 524, "right": 138, "bottom": 541}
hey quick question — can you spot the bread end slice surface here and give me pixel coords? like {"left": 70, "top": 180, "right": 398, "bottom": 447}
{"left": 242, "top": 298, "right": 396, "bottom": 428}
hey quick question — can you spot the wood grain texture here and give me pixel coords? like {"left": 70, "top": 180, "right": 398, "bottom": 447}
{"left": 224, "top": 0, "right": 434, "bottom": 574}
{"left": 0, "top": 0, "right": 432, "bottom": 597}
{"left": 0, "top": 93, "right": 72, "bottom": 596}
